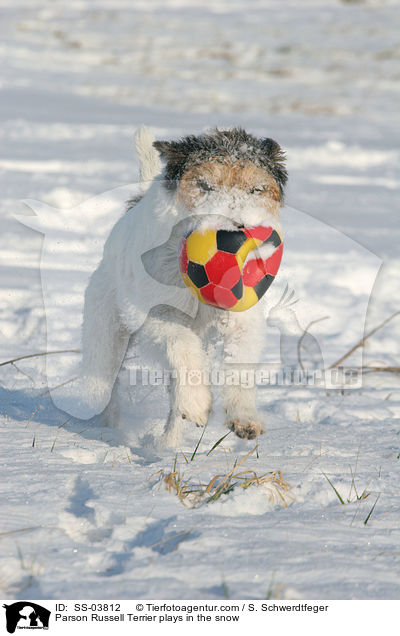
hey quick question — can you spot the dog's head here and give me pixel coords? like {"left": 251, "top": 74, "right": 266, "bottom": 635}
{"left": 153, "top": 127, "right": 287, "bottom": 227}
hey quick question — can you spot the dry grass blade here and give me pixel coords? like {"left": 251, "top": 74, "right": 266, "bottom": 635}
{"left": 364, "top": 493, "right": 381, "bottom": 525}
{"left": 241, "top": 469, "right": 290, "bottom": 491}
{"left": 204, "top": 447, "right": 257, "bottom": 502}
{"left": 322, "top": 469, "right": 370, "bottom": 506}
{"left": 164, "top": 446, "right": 292, "bottom": 508}
{"left": 38, "top": 376, "right": 77, "bottom": 397}
{"left": 165, "top": 471, "right": 187, "bottom": 499}
{"left": 224, "top": 446, "right": 257, "bottom": 476}
{"left": 0, "top": 526, "right": 45, "bottom": 537}
{"left": 204, "top": 474, "right": 223, "bottom": 494}
{"left": 342, "top": 365, "right": 400, "bottom": 375}
{"left": 206, "top": 431, "right": 231, "bottom": 455}
{"left": 190, "top": 424, "right": 207, "bottom": 461}
{"left": 322, "top": 471, "right": 345, "bottom": 504}
{"left": 329, "top": 310, "right": 400, "bottom": 369}
{"left": 297, "top": 315, "right": 330, "bottom": 371}
{"left": 148, "top": 529, "right": 193, "bottom": 553}
{"left": 0, "top": 349, "right": 80, "bottom": 368}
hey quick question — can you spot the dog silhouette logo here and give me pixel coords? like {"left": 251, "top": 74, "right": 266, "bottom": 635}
{"left": 2, "top": 602, "right": 50, "bottom": 633}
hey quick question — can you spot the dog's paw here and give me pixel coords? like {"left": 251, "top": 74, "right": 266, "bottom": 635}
{"left": 176, "top": 383, "right": 211, "bottom": 428}
{"left": 159, "top": 410, "right": 186, "bottom": 448}
{"left": 159, "top": 427, "right": 182, "bottom": 449}
{"left": 226, "top": 416, "right": 264, "bottom": 440}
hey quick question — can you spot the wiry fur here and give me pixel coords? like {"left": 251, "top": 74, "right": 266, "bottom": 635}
{"left": 154, "top": 127, "right": 287, "bottom": 199}
{"left": 81, "top": 126, "right": 287, "bottom": 447}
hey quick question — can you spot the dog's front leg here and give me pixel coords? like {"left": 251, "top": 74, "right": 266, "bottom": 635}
{"left": 143, "top": 314, "right": 211, "bottom": 447}
{"left": 165, "top": 328, "right": 212, "bottom": 447}
{"left": 81, "top": 264, "right": 130, "bottom": 415}
{"left": 221, "top": 309, "right": 265, "bottom": 440}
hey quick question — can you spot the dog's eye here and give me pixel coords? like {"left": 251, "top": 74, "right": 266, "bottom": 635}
{"left": 249, "top": 185, "right": 266, "bottom": 194}
{"left": 197, "top": 179, "right": 215, "bottom": 192}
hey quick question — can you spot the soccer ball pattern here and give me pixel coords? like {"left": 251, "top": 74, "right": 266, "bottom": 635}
{"left": 179, "top": 225, "right": 283, "bottom": 311}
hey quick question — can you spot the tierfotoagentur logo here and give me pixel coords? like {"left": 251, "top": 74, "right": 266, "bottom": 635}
{"left": 128, "top": 366, "right": 360, "bottom": 388}
{"left": 2, "top": 602, "right": 51, "bottom": 633}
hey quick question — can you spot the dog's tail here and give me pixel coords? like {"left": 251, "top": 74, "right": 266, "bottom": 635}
{"left": 134, "top": 125, "right": 162, "bottom": 192}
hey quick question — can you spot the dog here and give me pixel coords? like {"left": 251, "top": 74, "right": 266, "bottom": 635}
{"left": 81, "top": 126, "right": 287, "bottom": 447}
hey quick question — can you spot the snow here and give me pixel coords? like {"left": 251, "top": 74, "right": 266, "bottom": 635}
{"left": 1, "top": 0, "right": 400, "bottom": 601}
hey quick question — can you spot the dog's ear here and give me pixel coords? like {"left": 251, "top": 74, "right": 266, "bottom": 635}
{"left": 153, "top": 140, "right": 186, "bottom": 162}
{"left": 153, "top": 140, "right": 172, "bottom": 158}
{"left": 260, "top": 138, "right": 288, "bottom": 197}
{"left": 153, "top": 141, "right": 189, "bottom": 188}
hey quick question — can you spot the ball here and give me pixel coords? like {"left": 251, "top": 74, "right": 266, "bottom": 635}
{"left": 179, "top": 224, "right": 283, "bottom": 311}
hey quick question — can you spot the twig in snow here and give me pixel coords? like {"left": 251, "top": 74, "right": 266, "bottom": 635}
{"left": 0, "top": 349, "right": 80, "bottom": 368}
{"left": 357, "top": 366, "right": 400, "bottom": 374}
{"left": 364, "top": 493, "right": 381, "bottom": 526}
{"left": 297, "top": 315, "right": 330, "bottom": 371}
{"left": 329, "top": 311, "right": 400, "bottom": 369}
{"left": 38, "top": 376, "right": 78, "bottom": 397}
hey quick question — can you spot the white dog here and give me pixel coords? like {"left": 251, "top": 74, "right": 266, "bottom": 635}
{"left": 81, "top": 126, "right": 287, "bottom": 446}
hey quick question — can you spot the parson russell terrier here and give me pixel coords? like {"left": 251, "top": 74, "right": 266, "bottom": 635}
{"left": 81, "top": 127, "right": 287, "bottom": 446}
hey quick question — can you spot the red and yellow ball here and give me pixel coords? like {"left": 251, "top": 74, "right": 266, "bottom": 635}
{"left": 179, "top": 225, "right": 283, "bottom": 312}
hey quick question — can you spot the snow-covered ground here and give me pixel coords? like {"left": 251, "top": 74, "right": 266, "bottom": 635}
{"left": 1, "top": 0, "right": 400, "bottom": 600}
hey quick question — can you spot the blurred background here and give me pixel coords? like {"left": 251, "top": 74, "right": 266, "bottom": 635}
{"left": 1, "top": 0, "right": 399, "bottom": 248}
